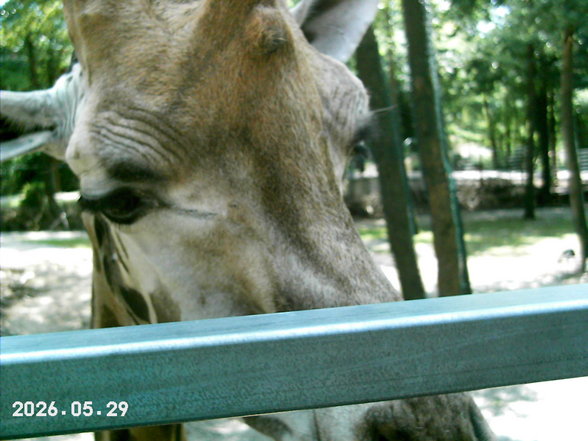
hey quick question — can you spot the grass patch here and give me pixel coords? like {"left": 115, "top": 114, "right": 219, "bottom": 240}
{"left": 359, "top": 227, "right": 388, "bottom": 242}
{"left": 357, "top": 225, "right": 434, "bottom": 253}
{"left": 358, "top": 209, "right": 575, "bottom": 256}
{"left": 464, "top": 215, "right": 573, "bottom": 255}
{"left": 25, "top": 237, "right": 91, "bottom": 248}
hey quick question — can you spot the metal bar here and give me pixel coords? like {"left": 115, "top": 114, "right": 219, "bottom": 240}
{"left": 1, "top": 285, "right": 587, "bottom": 438}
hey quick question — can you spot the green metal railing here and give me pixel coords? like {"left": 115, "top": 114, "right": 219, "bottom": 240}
{"left": 1, "top": 284, "right": 587, "bottom": 439}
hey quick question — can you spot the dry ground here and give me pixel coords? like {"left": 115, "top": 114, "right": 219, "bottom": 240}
{"left": 1, "top": 207, "right": 587, "bottom": 441}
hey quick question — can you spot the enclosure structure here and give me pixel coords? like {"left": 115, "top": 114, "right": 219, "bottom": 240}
{"left": 1, "top": 284, "right": 587, "bottom": 438}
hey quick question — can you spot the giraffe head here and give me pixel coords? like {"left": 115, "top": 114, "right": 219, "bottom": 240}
{"left": 0, "top": 1, "right": 495, "bottom": 440}
{"left": 54, "top": 0, "right": 394, "bottom": 324}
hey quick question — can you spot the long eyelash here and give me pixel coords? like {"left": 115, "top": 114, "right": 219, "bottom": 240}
{"left": 78, "top": 195, "right": 104, "bottom": 213}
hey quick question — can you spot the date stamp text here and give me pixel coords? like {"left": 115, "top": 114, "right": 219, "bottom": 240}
{"left": 11, "top": 401, "right": 128, "bottom": 418}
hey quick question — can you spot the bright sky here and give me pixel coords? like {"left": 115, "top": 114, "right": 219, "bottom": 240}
{"left": 477, "top": 5, "right": 510, "bottom": 34}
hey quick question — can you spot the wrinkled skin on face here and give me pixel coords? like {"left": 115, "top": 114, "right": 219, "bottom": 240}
{"left": 64, "top": 0, "right": 395, "bottom": 326}
{"left": 1, "top": 0, "right": 495, "bottom": 440}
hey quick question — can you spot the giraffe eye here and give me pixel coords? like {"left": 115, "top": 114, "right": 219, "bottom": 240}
{"left": 79, "top": 188, "right": 155, "bottom": 225}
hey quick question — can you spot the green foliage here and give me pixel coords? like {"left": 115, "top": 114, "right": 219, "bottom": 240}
{"left": 370, "top": 0, "right": 588, "bottom": 174}
{"left": 19, "top": 180, "right": 45, "bottom": 211}
{"left": 0, "top": 0, "right": 72, "bottom": 90}
{"left": 1, "top": 0, "right": 587, "bottom": 224}
{"left": 1, "top": 153, "right": 45, "bottom": 196}
{"left": 7, "top": 180, "right": 48, "bottom": 230}
{"left": 0, "top": 150, "right": 78, "bottom": 197}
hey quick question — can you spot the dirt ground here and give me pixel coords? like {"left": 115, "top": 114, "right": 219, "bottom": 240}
{"left": 1, "top": 207, "right": 587, "bottom": 441}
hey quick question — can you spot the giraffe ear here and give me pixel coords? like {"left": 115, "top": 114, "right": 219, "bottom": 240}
{"left": 0, "top": 64, "right": 83, "bottom": 162}
{"left": 291, "top": 0, "right": 379, "bottom": 62}
{"left": 0, "top": 131, "right": 57, "bottom": 162}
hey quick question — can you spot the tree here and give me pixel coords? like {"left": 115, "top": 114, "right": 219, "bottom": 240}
{"left": 356, "top": 25, "right": 426, "bottom": 300}
{"left": 401, "top": 0, "right": 471, "bottom": 296}
{"left": 501, "top": 0, "right": 588, "bottom": 266}
{"left": 561, "top": 25, "right": 588, "bottom": 272}
{"left": 495, "top": 0, "right": 587, "bottom": 266}
{"left": 523, "top": 43, "right": 537, "bottom": 220}
{"left": 536, "top": 51, "right": 555, "bottom": 204}
{"left": 0, "top": 0, "right": 71, "bottom": 90}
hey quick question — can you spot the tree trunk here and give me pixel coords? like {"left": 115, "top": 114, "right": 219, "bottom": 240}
{"left": 43, "top": 158, "right": 64, "bottom": 229}
{"left": 537, "top": 74, "right": 552, "bottom": 204}
{"left": 387, "top": 53, "right": 419, "bottom": 236}
{"left": 548, "top": 89, "right": 558, "bottom": 180}
{"left": 401, "top": 0, "right": 471, "bottom": 296}
{"left": 524, "top": 44, "right": 537, "bottom": 220}
{"left": 45, "top": 45, "right": 65, "bottom": 87}
{"left": 504, "top": 103, "right": 513, "bottom": 166}
{"left": 356, "top": 26, "right": 426, "bottom": 300}
{"left": 24, "top": 33, "right": 40, "bottom": 89}
{"left": 483, "top": 96, "right": 499, "bottom": 169}
{"left": 575, "top": 111, "right": 587, "bottom": 150}
{"left": 561, "top": 27, "right": 588, "bottom": 272}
